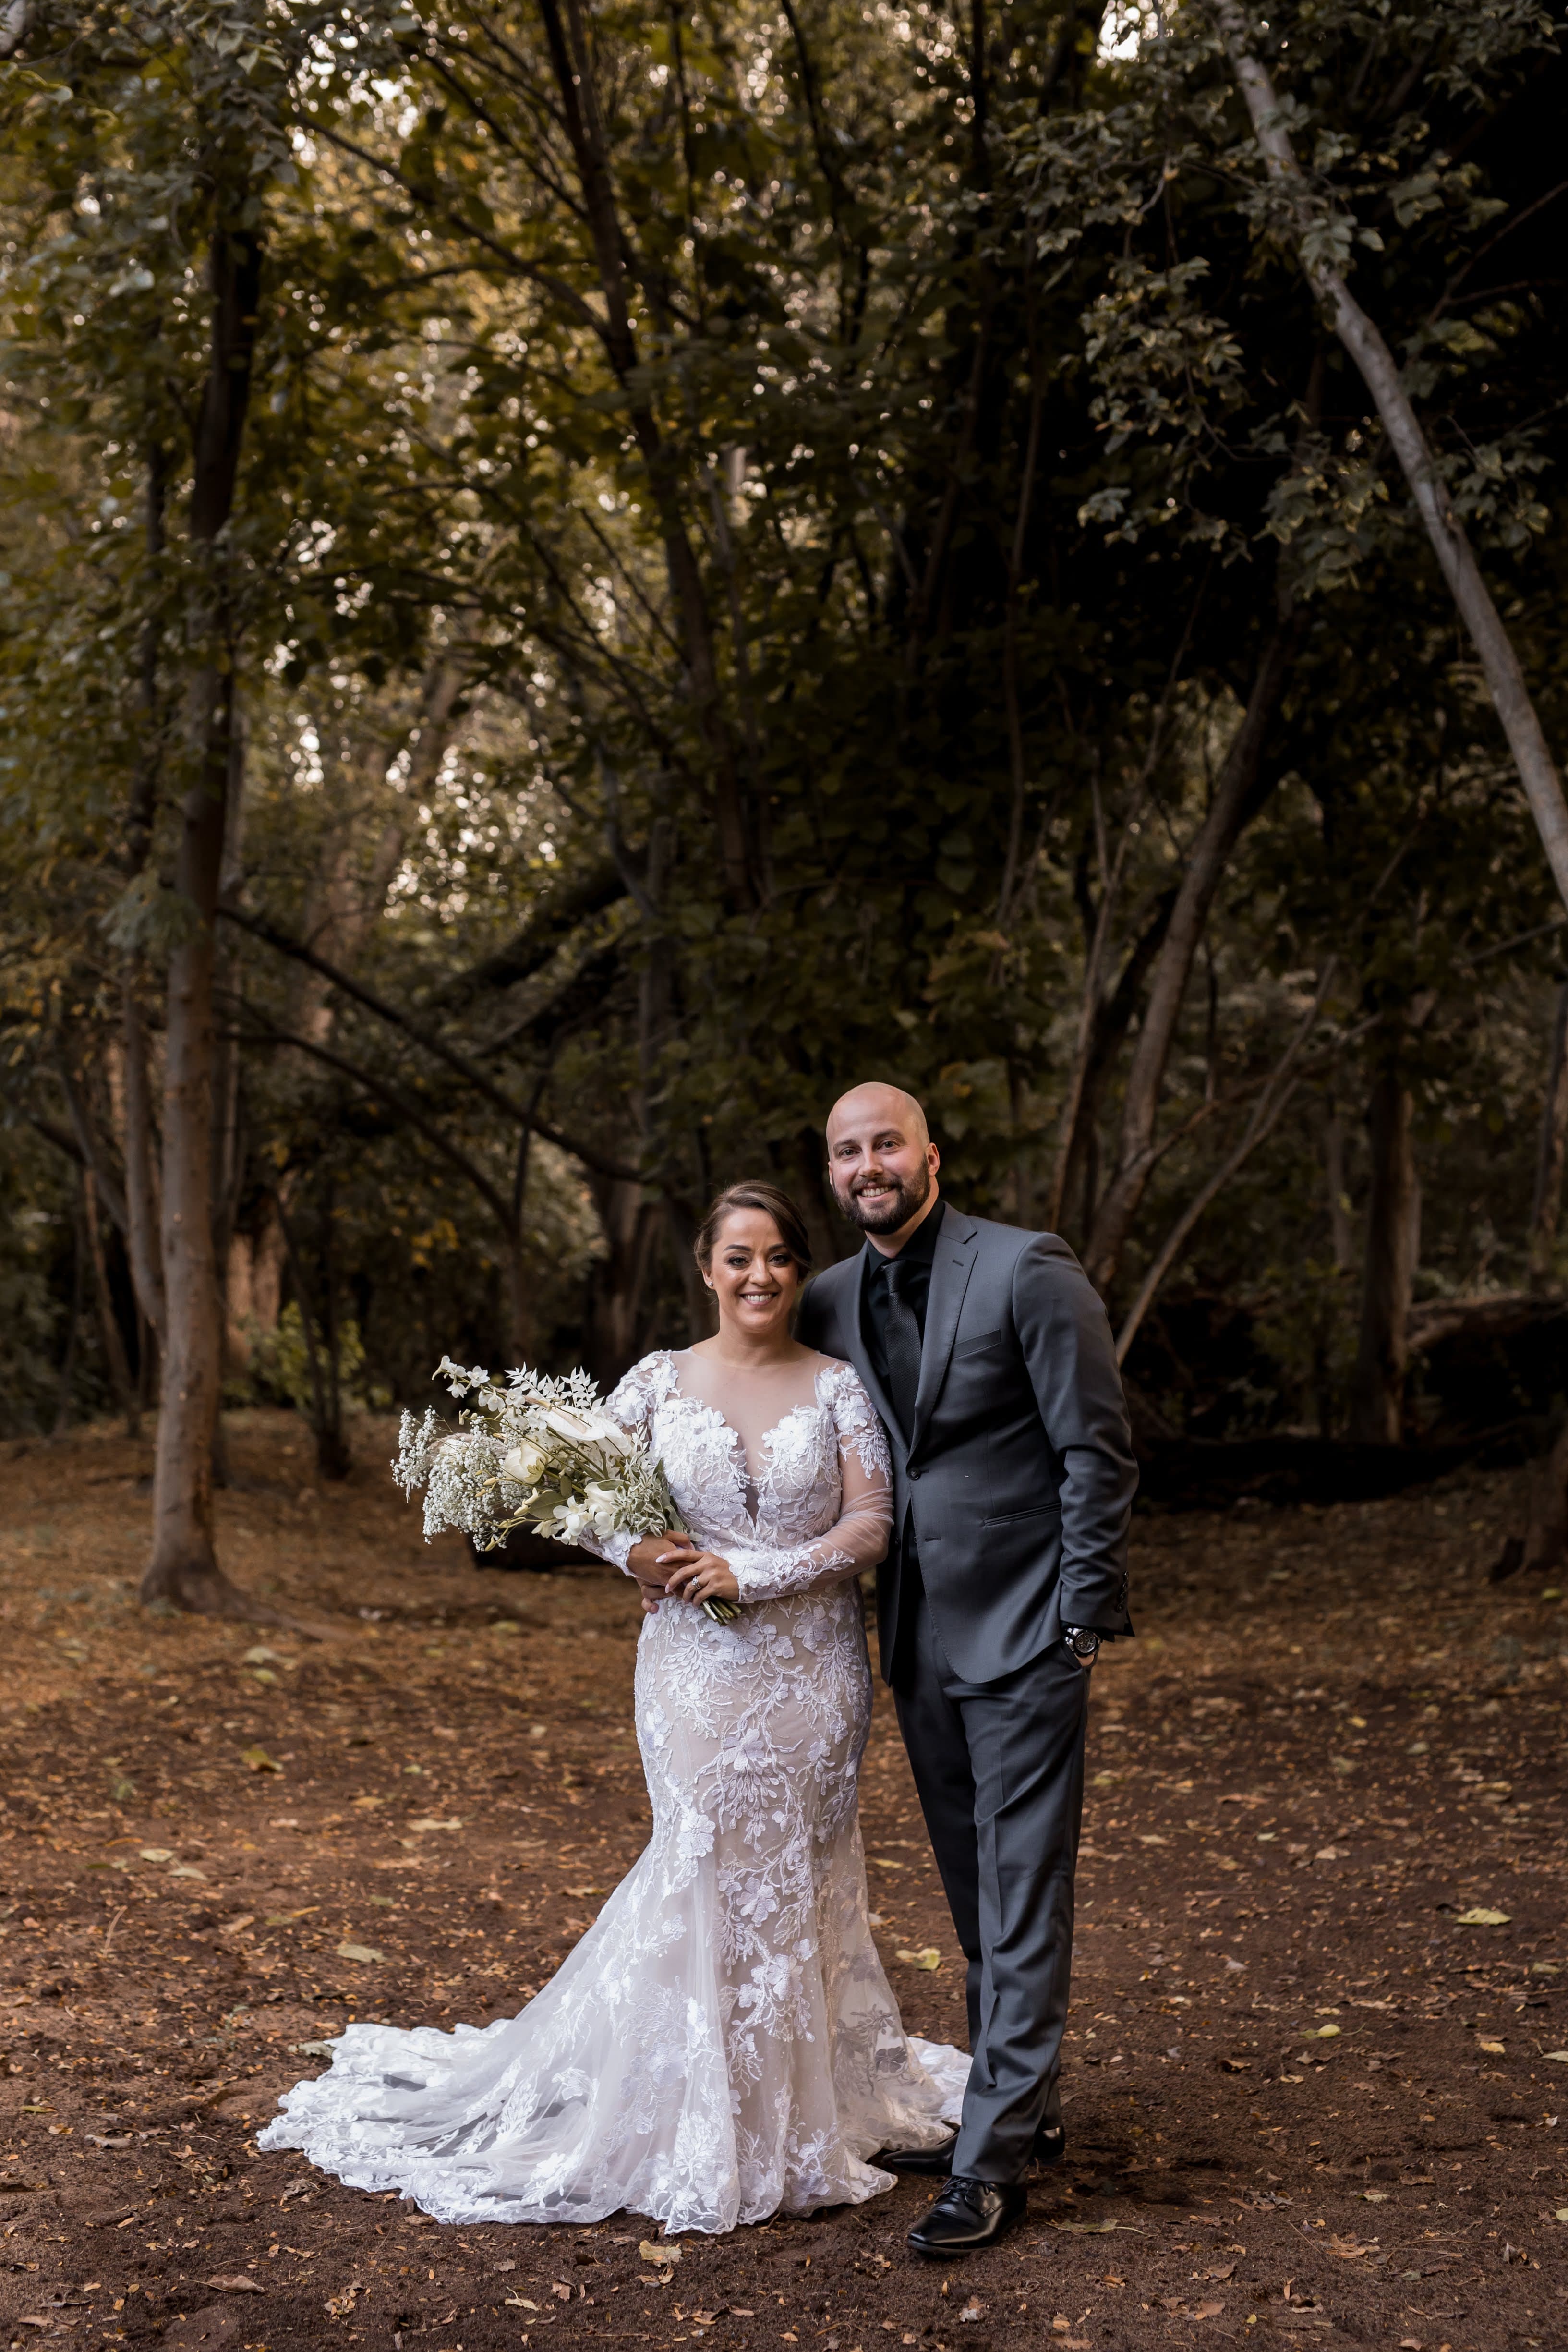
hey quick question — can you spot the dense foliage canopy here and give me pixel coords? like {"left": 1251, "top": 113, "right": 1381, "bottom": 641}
{"left": 3, "top": 0, "right": 1568, "bottom": 1552}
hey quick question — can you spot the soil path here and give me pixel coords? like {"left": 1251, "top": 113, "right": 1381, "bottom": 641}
{"left": 1, "top": 1411, "right": 1564, "bottom": 2352}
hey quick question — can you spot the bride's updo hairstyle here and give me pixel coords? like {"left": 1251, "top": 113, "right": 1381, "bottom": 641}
{"left": 693, "top": 1182, "right": 813, "bottom": 1278}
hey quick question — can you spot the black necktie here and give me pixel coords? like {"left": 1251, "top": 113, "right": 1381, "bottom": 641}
{"left": 882, "top": 1257, "right": 923, "bottom": 1443}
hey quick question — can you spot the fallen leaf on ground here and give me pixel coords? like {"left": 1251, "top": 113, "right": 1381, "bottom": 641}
{"left": 1455, "top": 1907, "right": 1511, "bottom": 1926}
{"left": 1193, "top": 2303, "right": 1225, "bottom": 2321}
{"left": 1305, "top": 2024, "right": 1340, "bottom": 2039}
{"left": 139, "top": 1846, "right": 174, "bottom": 1862}
{"left": 894, "top": 1946, "right": 942, "bottom": 1971}
{"left": 335, "top": 1941, "right": 385, "bottom": 1964}
{"left": 205, "top": 2275, "right": 264, "bottom": 2293}
{"left": 1049, "top": 2219, "right": 1144, "bottom": 2235}
{"left": 1478, "top": 2037, "right": 1505, "bottom": 2055}
{"left": 639, "top": 2240, "right": 681, "bottom": 2267}
{"left": 1329, "top": 2235, "right": 1375, "bottom": 2259}
{"left": 240, "top": 1746, "right": 281, "bottom": 1773}
{"left": 407, "top": 1817, "right": 463, "bottom": 1832}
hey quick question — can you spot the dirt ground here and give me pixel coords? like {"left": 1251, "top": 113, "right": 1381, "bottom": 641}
{"left": 2, "top": 1408, "right": 1565, "bottom": 2352}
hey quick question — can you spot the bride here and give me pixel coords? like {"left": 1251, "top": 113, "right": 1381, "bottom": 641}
{"left": 259, "top": 1179, "right": 965, "bottom": 2234}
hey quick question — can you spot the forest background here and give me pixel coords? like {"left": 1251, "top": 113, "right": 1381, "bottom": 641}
{"left": 4, "top": 0, "right": 1568, "bottom": 1613}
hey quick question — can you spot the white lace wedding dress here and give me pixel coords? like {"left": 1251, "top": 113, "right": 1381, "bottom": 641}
{"left": 259, "top": 1348, "right": 966, "bottom": 2234}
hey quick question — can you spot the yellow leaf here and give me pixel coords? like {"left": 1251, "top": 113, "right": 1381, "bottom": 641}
{"left": 1455, "top": 1907, "right": 1511, "bottom": 1926}
{"left": 895, "top": 1946, "right": 943, "bottom": 1972}
{"left": 240, "top": 1745, "right": 281, "bottom": 1773}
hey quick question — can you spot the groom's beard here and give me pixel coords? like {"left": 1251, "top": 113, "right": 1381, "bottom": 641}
{"left": 840, "top": 1162, "right": 932, "bottom": 1236}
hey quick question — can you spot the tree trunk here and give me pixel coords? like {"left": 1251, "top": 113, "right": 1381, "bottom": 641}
{"left": 51, "top": 1204, "right": 86, "bottom": 1439}
{"left": 1324, "top": 1099, "right": 1354, "bottom": 1271}
{"left": 537, "top": 0, "right": 765, "bottom": 909}
{"left": 140, "top": 202, "right": 264, "bottom": 1616}
{"left": 1084, "top": 617, "right": 1297, "bottom": 1289}
{"left": 1348, "top": 1063, "right": 1421, "bottom": 1444}
{"left": 146, "top": 664, "right": 242, "bottom": 1602}
{"left": 662, "top": 1191, "right": 718, "bottom": 1346}
{"left": 586, "top": 1176, "right": 659, "bottom": 1385}
{"left": 120, "top": 977, "right": 166, "bottom": 1341}
{"left": 1216, "top": 1, "right": 1568, "bottom": 910}
{"left": 82, "top": 1169, "right": 139, "bottom": 1438}
{"left": 1528, "top": 980, "right": 1568, "bottom": 1286}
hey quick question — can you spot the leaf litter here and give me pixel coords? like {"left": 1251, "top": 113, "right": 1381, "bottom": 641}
{"left": 0, "top": 1413, "right": 1561, "bottom": 2350}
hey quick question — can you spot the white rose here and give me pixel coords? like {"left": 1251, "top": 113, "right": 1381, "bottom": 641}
{"left": 500, "top": 1441, "right": 547, "bottom": 1486}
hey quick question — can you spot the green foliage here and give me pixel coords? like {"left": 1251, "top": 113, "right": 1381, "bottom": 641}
{"left": 2, "top": 0, "right": 1567, "bottom": 1438}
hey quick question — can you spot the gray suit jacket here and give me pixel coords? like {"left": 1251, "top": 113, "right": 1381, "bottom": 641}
{"left": 796, "top": 1201, "right": 1137, "bottom": 1685}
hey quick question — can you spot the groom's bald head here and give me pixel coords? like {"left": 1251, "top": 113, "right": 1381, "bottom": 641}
{"left": 825, "top": 1082, "right": 939, "bottom": 1242}
{"left": 826, "top": 1081, "right": 930, "bottom": 1153}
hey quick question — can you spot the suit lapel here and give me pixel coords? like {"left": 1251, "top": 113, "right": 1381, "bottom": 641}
{"left": 911, "top": 1204, "right": 978, "bottom": 1452}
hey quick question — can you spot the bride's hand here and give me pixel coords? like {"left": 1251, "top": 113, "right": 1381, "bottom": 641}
{"left": 661, "top": 1548, "right": 741, "bottom": 1609}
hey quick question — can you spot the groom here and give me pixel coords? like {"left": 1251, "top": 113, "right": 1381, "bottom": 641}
{"left": 796, "top": 1082, "right": 1137, "bottom": 2257}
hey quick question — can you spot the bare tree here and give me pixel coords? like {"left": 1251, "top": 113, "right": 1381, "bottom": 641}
{"left": 1529, "top": 981, "right": 1568, "bottom": 1286}
{"left": 1348, "top": 1057, "right": 1421, "bottom": 1445}
{"left": 1215, "top": 0, "right": 1568, "bottom": 908}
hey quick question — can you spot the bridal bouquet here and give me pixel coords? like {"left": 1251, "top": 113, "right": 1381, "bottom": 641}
{"left": 394, "top": 1358, "right": 739, "bottom": 1621}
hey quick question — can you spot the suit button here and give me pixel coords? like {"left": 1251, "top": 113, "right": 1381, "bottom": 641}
{"left": 908, "top": 1467, "right": 921, "bottom": 1480}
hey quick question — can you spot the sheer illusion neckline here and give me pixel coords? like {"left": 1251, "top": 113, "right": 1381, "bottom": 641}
{"left": 665, "top": 1346, "right": 836, "bottom": 1499}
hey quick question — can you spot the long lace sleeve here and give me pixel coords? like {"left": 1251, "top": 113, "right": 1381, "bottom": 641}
{"left": 572, "top": 1354, "right": 668, "bottom": 1575}
{"left": 725, "top": 1364, "right": 893, "bottom": 1605}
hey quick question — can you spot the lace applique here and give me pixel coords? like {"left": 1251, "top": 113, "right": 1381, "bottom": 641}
{"left": 258, "top": 1348, "right": 961, "bottom": 2237}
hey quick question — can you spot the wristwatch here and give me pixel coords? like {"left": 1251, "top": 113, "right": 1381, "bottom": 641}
{"left": 1064, "top": 1625, "right": 1101, "bottom": 1665}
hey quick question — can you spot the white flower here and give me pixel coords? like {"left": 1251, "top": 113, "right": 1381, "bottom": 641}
{"left": 500, "top": 1440, "right": 547, "bottom": 1486}
{"left": 580, "top": 1480, "right": 622, "bottom": 1536}
{"left": 435, "top": 1354, "right": 488, "bottom": 1397}
{"left": 541, "top": 1404, "right": 631, "bottom": 1457}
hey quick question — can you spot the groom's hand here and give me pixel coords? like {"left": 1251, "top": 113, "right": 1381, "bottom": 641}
{"left": 627, "top": 1531, "right": 696, "bottom": 1613}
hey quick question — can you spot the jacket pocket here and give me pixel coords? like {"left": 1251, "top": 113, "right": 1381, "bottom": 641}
{"left": 981, "top": 1499, "right": 1062, "bottom": 1528}
{"left": 952, "top": 1329, "right": 1006, "bottom": 1360}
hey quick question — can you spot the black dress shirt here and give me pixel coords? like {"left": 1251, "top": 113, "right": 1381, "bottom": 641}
{"left": 860, "top": 1196, "right": 945, "bottom": 1427}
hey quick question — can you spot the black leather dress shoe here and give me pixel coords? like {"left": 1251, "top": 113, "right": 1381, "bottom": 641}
{"left": 1034, "top": 2120, "right": 1066, "bottom": 2167}
{"left": 907, "top": 2175, "right": 1028, "bottom": 2257}
{"left": 876, "top": 2132, "right": 957, "bottom": 2175}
